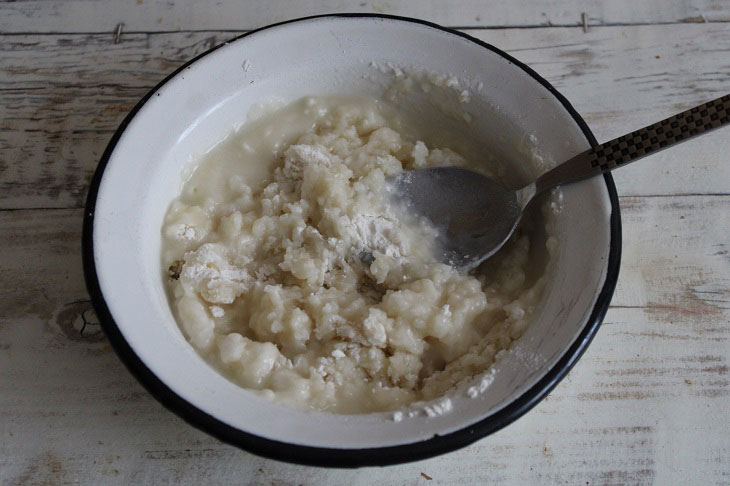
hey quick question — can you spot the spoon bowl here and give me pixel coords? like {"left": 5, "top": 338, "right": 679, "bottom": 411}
{"left": 393, "top": 94, "right": 729, "bottom": 269}
{"left": 391, "top": 167, "right": 523, "bottom": 270}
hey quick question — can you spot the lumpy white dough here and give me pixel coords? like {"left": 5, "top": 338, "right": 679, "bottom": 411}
{"left": 162, "top": 96, "right": 556, "bottom": 414}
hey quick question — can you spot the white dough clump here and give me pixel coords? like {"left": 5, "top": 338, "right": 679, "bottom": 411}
{"left": 161, "top": 96, "right": 553, "bottom": 414}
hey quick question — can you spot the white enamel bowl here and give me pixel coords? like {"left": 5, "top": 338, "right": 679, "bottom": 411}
{"left": 83, "top": 14, "right": 620, "bottom": 467}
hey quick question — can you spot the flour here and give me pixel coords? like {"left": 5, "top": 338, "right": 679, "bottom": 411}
{"left": 466, "top": 368, "right": 496, "bottom": 398}
{"left": 284, "top": 144, "right": 335, "bottom": 176}
{"left": 288, "top": 142, "right": 422, "bottom": 260}
{"left": 350, "top": 213, "right": 405, "bottom": 258}
{"left": 179, "top": 243, "right": 251, "bottom": 305}
{"left": 394, "top": 396, "right": 454, "bottom": 421}
{"left": 163, "top": 96, "right": 555, "bottom": 414}
{"left": 368, "top": 61, "right": 473, "bottom": 121}
{"left": 172, "top": 223, "right": 196, "bottom": 241}
{"left": 424, "top": 397, "right": 453, "bottom": 417}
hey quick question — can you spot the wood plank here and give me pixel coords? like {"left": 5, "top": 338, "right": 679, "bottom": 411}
{"left": 614, "top": 195, "right": 730, "bottom": 311}
{"left": 0, "top": 209, "right": 87, "bottom": 321}
{"left": 4, "top": 1, "right": 728, "bottom": 483}
{"left": 0, "top": 32, "right": 218, "bottom": 209}
{"left": 1, "top": 195, "right": 726, "bottom": 321}
{"left": 1, "top": 24, "right": 729, "bottom": 210}
{"left": 1, "top": 0, "right": 728, "bottom": 34}
{"left": 0, "top": 197, "right": 728, "bottom": 483}
{"left": 467, "top": 26, "right": 730, "bottom": 198}
{"left": 2, "top": 309, "right": 727, "bottom": 483}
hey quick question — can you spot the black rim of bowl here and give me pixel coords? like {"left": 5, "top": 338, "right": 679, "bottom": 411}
{"left": 82, "top": 13, "right": 621, "bottom": 468}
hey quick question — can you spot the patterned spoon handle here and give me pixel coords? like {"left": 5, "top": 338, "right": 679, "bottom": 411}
{"left": 535, "top": 94, "right": 730, "bottom": 193}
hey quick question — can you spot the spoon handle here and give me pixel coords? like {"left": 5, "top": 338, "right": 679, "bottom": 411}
{"left": 534, "top": 94, "right": 730, "bottom": 194}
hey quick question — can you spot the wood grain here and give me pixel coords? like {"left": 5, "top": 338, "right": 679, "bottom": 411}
{"left": 1, "top": 1, "right": 729, "bottom": 483}
{"left": 2, "top": 24, "right": 730, "bottom": 210}
{"left": 2, "top": 0, "right": 729, "bottom": 34}
{"left": 0, "top": 32, "right": 219, "bottom": 209}
{"left": 1, "top": 196, "right": 726, "bottom": 321}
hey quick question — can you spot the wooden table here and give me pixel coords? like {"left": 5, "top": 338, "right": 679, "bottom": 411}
{"left": 2, "top": 1, "right": 729, "bottom": 484}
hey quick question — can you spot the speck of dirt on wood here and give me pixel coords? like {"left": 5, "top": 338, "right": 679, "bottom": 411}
{"left": 421, "top": 472, "right": 433, "bottom": 480}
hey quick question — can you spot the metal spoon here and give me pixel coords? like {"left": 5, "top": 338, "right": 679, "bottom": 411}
{"left": 391, "top": 94, "right": 730, "bottom": 271}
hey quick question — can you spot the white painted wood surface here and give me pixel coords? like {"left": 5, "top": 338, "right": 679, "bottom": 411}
{"left": 3, "top": 0, "right": 729, "bottom": 33}
{"left": 1, "top": 1, "right": 728, "bottom": 484}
